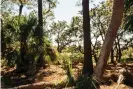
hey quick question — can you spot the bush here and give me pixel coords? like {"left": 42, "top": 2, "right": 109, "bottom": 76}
{"left": 1, "top": 59, "right": 8, "bottom": 67}
{"left": 45, "top": 55, "right": 52, "bottom": 64}
{"left": 76, "top": 75, "right": 99, "bottom": 89}
{"left": 70, "top": 53, "right": 84, "bottom": 65}
{"left": 58, "top": 53, "right": 75, "bottom": 86}
{"left": 121, "top": 58, "right": 133, "bottom": 63}
{"left": 5, "top": 47, "right": 20, "bottom": 67}
{"left": 57, "top": 52, "right": 83, "bottom": 66}
{"left": 57, "top": 53, "right": 71, "bottom": 65}
{"left": 122, "top": 47, "right": 133, "bottom": 58}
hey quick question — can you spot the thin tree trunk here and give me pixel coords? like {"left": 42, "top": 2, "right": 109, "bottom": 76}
{"left": 94, "top": 52, "right": 98, "bottom": 63}
{"left": 57, "top": 42, "right": 60, "bottom": 52}
{"left": 82, "top": 0, "right": 93, "bottom": 75}
{"left": 111, "top": 48, "right": 115, "bottom": 64}
{"left": 1, "top": 19, "right": 6, "bottom": 57}
{"left": 117, "top": 37, "right": 122, "bottom": 62}
{"left": 93, "top": 0, "right": 124, "bottom": 78}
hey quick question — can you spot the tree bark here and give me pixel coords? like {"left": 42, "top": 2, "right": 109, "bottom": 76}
{"left": 82, "top": 0, "right": 93, "bottom": 75}
{"left": 93, "top": 0, "right": 124, "bottom": 78}
{"left": 1, "top": 19, "right": 6, "bottom": 57}
{"left": 37, "top": 0, "right": 45, "bottom": 68}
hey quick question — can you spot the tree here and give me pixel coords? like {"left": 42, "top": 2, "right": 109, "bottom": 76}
{"left": 36, "top": 0, "right": 57, "bottom": 68}
{"left": 90, "top": 1, "right": 132, "bottom": 64}
{"left": 36, "top": 0, "right": 45, "bottom": 68}
{"left": 1, "top": 0, "right": 57, "bottom": 72}
{"left": 82, "top": 0, "right": 93, "bottom": 75}
{"left": 49, "top": 16, "right": 83, "bottom": 53}
{"left": 90, "top": 1, "right": 113, "bottom": 64}
{"left": 69, "top": 16, "right": 83, "bottom": 52}
{"left": 93, "top": 0, "right": 124, "bottom": 78}
{"left": 50, "top": 21, "right": 69, "bottom": 52}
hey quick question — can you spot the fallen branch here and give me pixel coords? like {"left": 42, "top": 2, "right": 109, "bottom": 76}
{"left": 115, "top": 67, "right": 133, "bottom": 89}
{"left": 15, "top": 82, "right": 54, "bottom": 89}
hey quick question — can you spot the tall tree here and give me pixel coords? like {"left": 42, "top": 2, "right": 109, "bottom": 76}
{"left": 93, "top": 0, "right": 124, "bottom": 78}
{"left": 37, "top": 0, "right": 45, "bottom": 67}
{"left": 82, "top": 0, "right": 93, "bottom": 75}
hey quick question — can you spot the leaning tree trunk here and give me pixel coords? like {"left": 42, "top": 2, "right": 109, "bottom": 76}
{"left": 82, "top": 0, "right": 93, "bottom": 75}
{"left": 93, "top": 0, "right": 124, "bottom": 78}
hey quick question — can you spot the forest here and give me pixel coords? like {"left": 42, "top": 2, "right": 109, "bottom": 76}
{"left": 1, "top": 0, "right": 133, "bottom": 89}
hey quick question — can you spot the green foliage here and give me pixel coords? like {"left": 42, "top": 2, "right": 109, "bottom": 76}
{"left": 6, "top": 48, "right": 20, "bottom": 67}
{"left": 124, "top": 0, "right": 133, "bottom": 33}
{"left": 2, "top": 16, "right": 20, "bottom": 45}
{"left": 64, "top": 45, "right": 83, "bottom": 53}
{"left": 76, "top": 75, "right": 99, "bottom": 89}
{"left": 122, "top": 47, "right": 133, "bottom": 58}
{"left": 124, "top": 8, "right": 133, "bottom": 33}
{"left": 90, "top": 1, "right": 133, "bottom": 63}
{"left": 121, "top": 47, "right": 133, "bottom": 62}
{"left": 125, "top": 0, "right": 133, "bottom": 11}
{"left": 1, "top": 12, "right": 58, "bottom": 68}
{"left": 70, "top": 53, "right": 84, "bottom": 65}
{"left": 50, "top": 21, "right": 70, "bottom": 52}
{"left": 44, "top": 42, "right": 58, "bottom": 64}
{"left": 1, "top": 59, "right": 8, "bottom": 67}
{"left": 61, "top": 54, "right": 75, "bottom": 86}
{"left": 124, "top": 14, "right": 133, "bottom": 33}
{"left": 57, "top": 52, "right": 83, "bottom": 65}
{"left": 45, "top": 40, "right": 58, "bottom": 61}
{"left": 1, "top": 15, "right": 24, "bottom": 67}
{"left": 45, "top": 55, "right": 52, "bottom": 64}
{"left": 121, "top": 58, "right": 133, "bottom": 63}
{"left": 49, "top": 16, "right": 83, "bottom": 53}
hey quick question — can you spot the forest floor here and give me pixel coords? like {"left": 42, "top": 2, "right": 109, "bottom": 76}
{"left": 1, "top": 62, "right": 133, "bottom": 89}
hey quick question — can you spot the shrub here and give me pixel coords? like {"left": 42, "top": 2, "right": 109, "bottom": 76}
{"left": 76, "top": 75, "right": 99, "bottom": 89}
{"left": 59, "top": 53, "right": 75, "bottom": 86}
{"left": 121, "top": 58, "right": 133, "bottom": 63}
{"left": 1, "top": 59, "right": 8, "bottom": 67}
{"left": 45, "top": 55, "right": 52, "bottom": 64}
{"left": 5, "top": 48, "right": 20, "bottom": 67}
{"left": 70, "top": 53, "right": 84, "bottom": 65}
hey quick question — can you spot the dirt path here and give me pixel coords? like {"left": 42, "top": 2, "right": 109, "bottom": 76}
{"left": 1, "top": 63, "right": 133, "bottom": 89}
{"left": 35, "top": 65, "right": 67, "bottom": 84}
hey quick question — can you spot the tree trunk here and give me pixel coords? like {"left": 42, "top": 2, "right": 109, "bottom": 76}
{"left": 117, "top": 38, "right": 122, "bottom": 62}
{"left": 93, "top": 0, "right": 124, "bottom": 78}
{"left": 92, "top": 48, "right": 98, "bottom": 63}
{"left": 82, "top": 0, "right": 93, "bottom": 75}
{"left": 111, "top": 48, "right": 115, "bottom": 64}
{"left": 37, "top": 0, "right": 45, "bottom": 68}
{"left": 94, "top": 52, "right": 98, "bottom": 63}
{"left": 20, "top": 34, "right": 28, "bottom": 67}
{"left": 19, "top": 2, "right": 28, "bottom": 72}
{"left": 1, "top": 19, "right": 6, "bottom": 57}
{"left": 57, "top": 42, "right": 60, "bottom": 52}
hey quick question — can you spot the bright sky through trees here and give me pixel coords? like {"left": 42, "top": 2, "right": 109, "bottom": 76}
{"left": 21, "top": 0, "right": 104, "bottom": 22}
{"left": 54, "top": 0, "right": 104, "bottom": 22}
